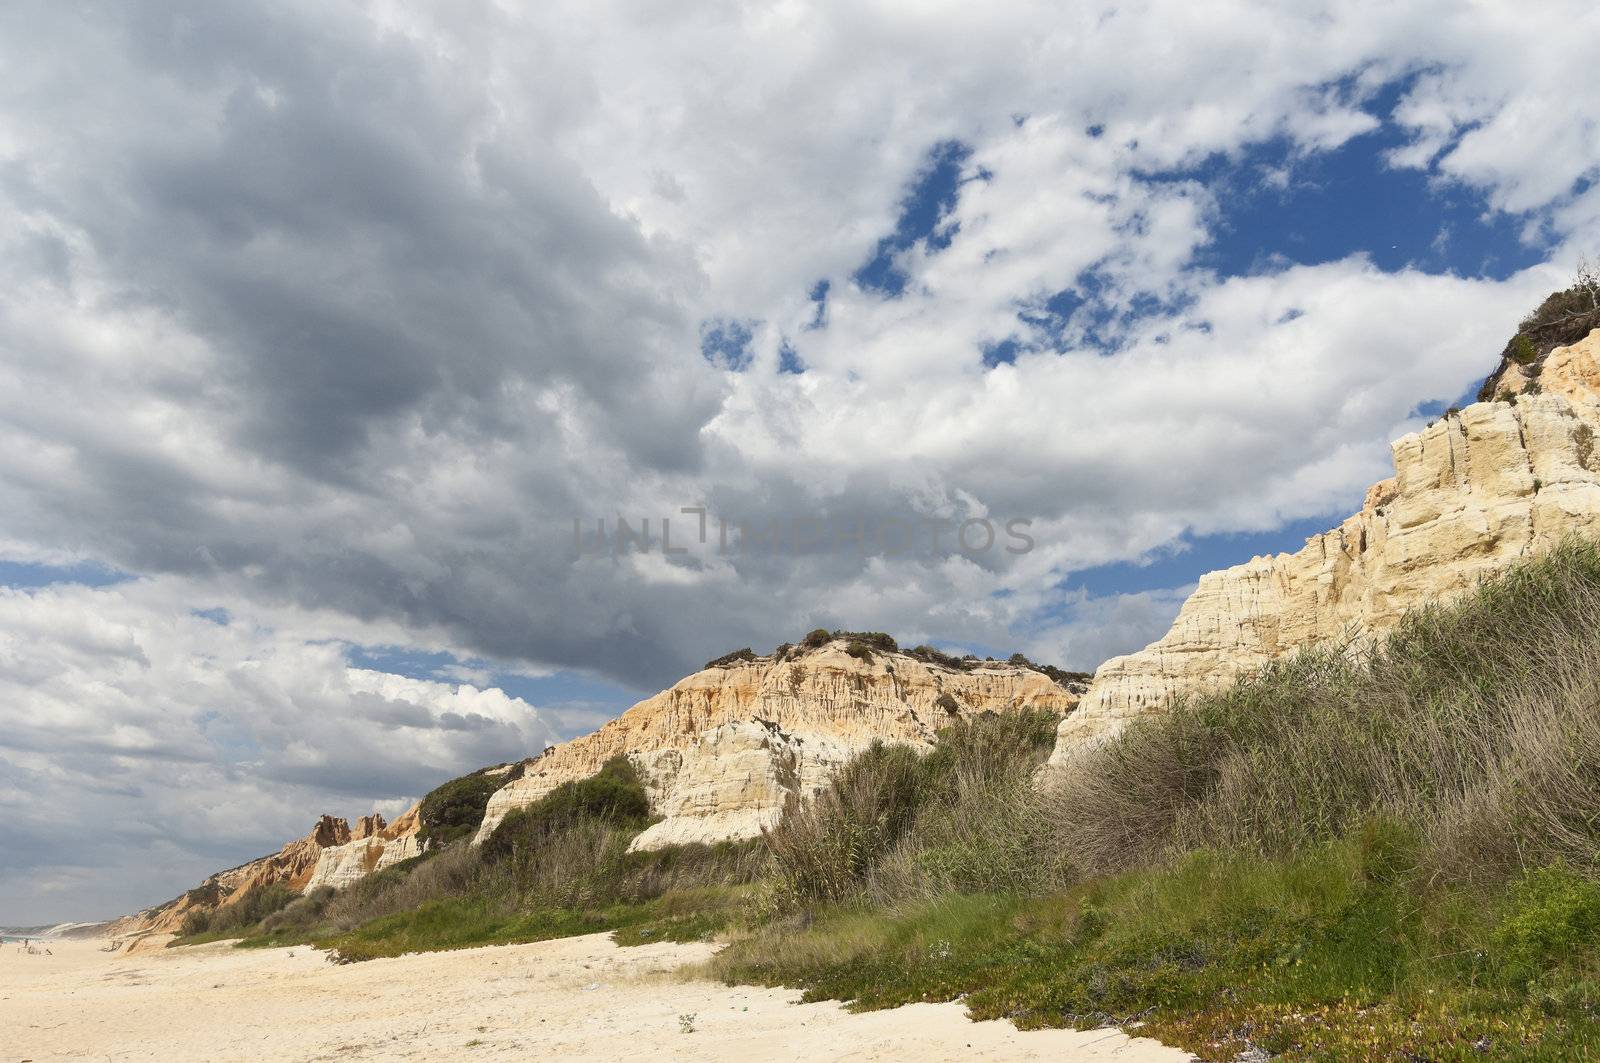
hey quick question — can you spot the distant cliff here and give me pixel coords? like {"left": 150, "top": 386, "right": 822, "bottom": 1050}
{"left": 112, "top": 637, "right": 1079, "bottom": 931}
{"left": 476, "top": 635, "right": 1084, "bottom": 849}
{"left": 111, "top": 808, "right": 420, "bottom": 940}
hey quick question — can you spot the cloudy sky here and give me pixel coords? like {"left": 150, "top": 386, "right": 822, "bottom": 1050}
{"left": 2, "top": 1, "right": 1598, "bottom": 923}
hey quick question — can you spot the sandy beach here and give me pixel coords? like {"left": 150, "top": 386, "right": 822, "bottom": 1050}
{"left": 0, "top": 933, "right": 1192, "bottom": 1062}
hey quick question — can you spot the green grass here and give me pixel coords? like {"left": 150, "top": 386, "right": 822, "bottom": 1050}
{"left": 1051, "top": 536, "right": 1600, "bottom": 882}
{"left": 316, "top": 897, "right": 633, "bottom": 962}
{"left": 168, "top": 927, "right": 252, "bottom": 947}
{"left": 715, "top": 830, "right": 1600, "bottom": 1060}
{"left": 309, "top": 884, "right": 756, "bottom": 962}
{"left": 711, "top": 541, "right": 1600, "bottom": 1056}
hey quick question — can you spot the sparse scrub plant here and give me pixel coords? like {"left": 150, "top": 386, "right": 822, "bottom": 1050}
{"left": 766, "top": 709, "right": 1064, "bottom": 905}
{"left": 1046, "top": 537, "right": 1600, "bottom": 882}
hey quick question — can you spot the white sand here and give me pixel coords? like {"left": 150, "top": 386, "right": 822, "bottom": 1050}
{"left": 0, "top": 934, "right": 1193, "bottom": 1061}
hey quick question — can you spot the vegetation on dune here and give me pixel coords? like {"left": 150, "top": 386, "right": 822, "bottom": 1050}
{"left": 175, "top": 882, "right": 299, "bottom": 942}
{"left": 172, "top": 536, "right": 1600, "bottom": 1057}
{"left": 717, "top": 538, "right": 1600, "bottom": 1059}
{"left": 701, "top": 629, "right": 1086, "bottom": 688}
{"left": 481, "top": 755, "right": 653, "bottom": 864}
{"left": 716, "top": 832, "right": 1600, "bottom": 1059}
{"left": 766, "top": 709, "right": 1062, "bottom": 905}
{"left": 1050, "top": 536, "right": 1600, "bottom": 881}
{"left": 704, "top": 647, "right": 758, "bottom": 669}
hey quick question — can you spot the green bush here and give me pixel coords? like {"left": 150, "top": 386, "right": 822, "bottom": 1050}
{"left": 800, "top": 628, "right": 832, "bottom": 649}
{"left": 1478, "top": 272, "right": 1600, "bottom": 400}
{"left": 417, "top": 763, "right": 524, "bottom": 847}
{"left": 175, "top": 882, "right": 299, "bottom": 941}
{"left": 705, "top": 647, "right": 757, "bottom": 669}
{"left": 482, "top": 756, "right": 652, "bottom": 863}
{"left": 836, "top": 631, "right": 898, "bottom": 653}
{"left": 767, "top": 709, "right": 1063, "bottom": 905}
{"left": 795, "top": 629, "right": 899, "bottom": 655}
{"left": 843, "top": 640, "right": 876, "bottom": 663}
{"left": 907, "top": 644, "right": 971, "bottom": 670}
{"left": 1492, "top": 864, "right": 1600, "bottom": 985}
{"left": 767, "top": 741, "right": 930, "bottom": 903}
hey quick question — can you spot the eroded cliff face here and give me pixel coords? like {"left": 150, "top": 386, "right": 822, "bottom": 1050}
{"left": 1048, "top": 329, "right": 1600, "bottom": 767}
{"left": 302, "top": 805, "right": 424, "bottom": 892}
{"left": 111, "top": 815, "right": 357, "bottom": 937}
{"left": 476, "top": 643, "right": 1081, "bottom": 849}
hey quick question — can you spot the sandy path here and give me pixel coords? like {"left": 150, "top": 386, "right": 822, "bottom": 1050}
{"left": 0, "top": 934, "right": 1192, "bottom": 1062}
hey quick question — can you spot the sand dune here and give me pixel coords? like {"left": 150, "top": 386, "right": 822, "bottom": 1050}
{"left": 1, "top": 933, "right": 1192, "bottom": 1061}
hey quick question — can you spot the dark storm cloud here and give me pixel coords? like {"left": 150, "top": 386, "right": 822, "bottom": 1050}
{"left": 0, "top": 0, "right": 746, "bottom": 689}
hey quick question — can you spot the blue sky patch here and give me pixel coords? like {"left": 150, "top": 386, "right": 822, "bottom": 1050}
{"left": 0, "top": 559, "right": 133, "bottom": 590}
{"left": 853, "top": 140, "right": 975, "bottom": 297}
{"left": 1062, "top": 513, "right": 1352, "bottom": 598}
{"left": 778, "top": 339, "right": 806, "bottom": 375}
{"left": 806, "top": 279, "right": 830, "bottom": 329}
{"left": 981, "top": 337, "right": 1021, "bottom": 367}
{"left": 343, "top": 642, "right": 644, "bottom": 742}
{"left": 1163, "top": 78, "right": 1545, "bottom": 282}
{"left": 700, "top": 317, "right": 758, "bottom": 371}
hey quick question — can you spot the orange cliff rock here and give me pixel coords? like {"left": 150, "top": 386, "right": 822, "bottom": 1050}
{"left": 109, "top": 815, "right": 357, "bottom": 937}
{"left": 474, "top": 641, "right": 1083, "bottom": 850}
{"left": 110, "top": 807, "right": 425, "bottom": 938}
{"left": 302, "top": 804, "right": 424, "bottom": 891}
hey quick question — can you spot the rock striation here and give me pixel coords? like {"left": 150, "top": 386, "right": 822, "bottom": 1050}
{"left": 1048, "top": 328, "right": 1600, "bottom": 768}
{"left": 476, "top": 641, "right": 1082, "bottom": 850}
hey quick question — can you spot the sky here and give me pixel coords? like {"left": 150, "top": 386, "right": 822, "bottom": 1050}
{"left": 2, "top": 0, "right": 1599, "bottom": 924}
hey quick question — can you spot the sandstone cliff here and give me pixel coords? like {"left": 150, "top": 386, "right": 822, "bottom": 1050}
{"left": 111, "top": 815, "right": 358, "bottom": 937}
{"left": 477, "top": 639, "right": 1083, "bottom": 849}
{"left": 1048, "top": 328, "right": 1600, "bottom": 767}
{"left": 302, "top": 805, "right": 424, "bottom": 891}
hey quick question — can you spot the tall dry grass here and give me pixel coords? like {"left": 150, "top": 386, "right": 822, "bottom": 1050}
{"left": 767, "top": 709, "right": 1065, "bottom": 906}
{"left": 1048, "top": 536, "right": 1600, "bottom": 883}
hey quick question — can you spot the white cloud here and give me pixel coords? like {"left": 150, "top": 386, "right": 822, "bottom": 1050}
{"left": 0, "top": 577, "right": 555, "bottom": 922}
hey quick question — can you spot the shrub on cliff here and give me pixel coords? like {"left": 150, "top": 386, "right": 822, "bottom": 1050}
{"left": 417, "top": 762, "right": 525, "bottom": 848}
{"left": 907, "top": 644, "right": 970, "bottom": 669}
{"left": 842, "top": 640, "right": 876, "bottom": 663}
{"left": 1478, "top": 266, "right": 1600, "bottom": 400}
{"left": 837, "top": 630, "right": 898, "bottom": 653}
{"left": 800, "top": 627, "right": 832, "bottom": 649}
{"left": 176, "top": 882, "right": 298, "bottom": 941}
{"left": 766, "top": 741, "right": 929, "bottom": 903}
{"left": 704, "top": 647, "right": 757, "bottom": 669}
{"left": 795, "top": 629, "right": 899, "bottom": 655}
{"left": 482, "top": 756, "right": 653, "bottom": 864}
{"left": 1006, "top": 651, "right": 1093, "bottom": 689}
